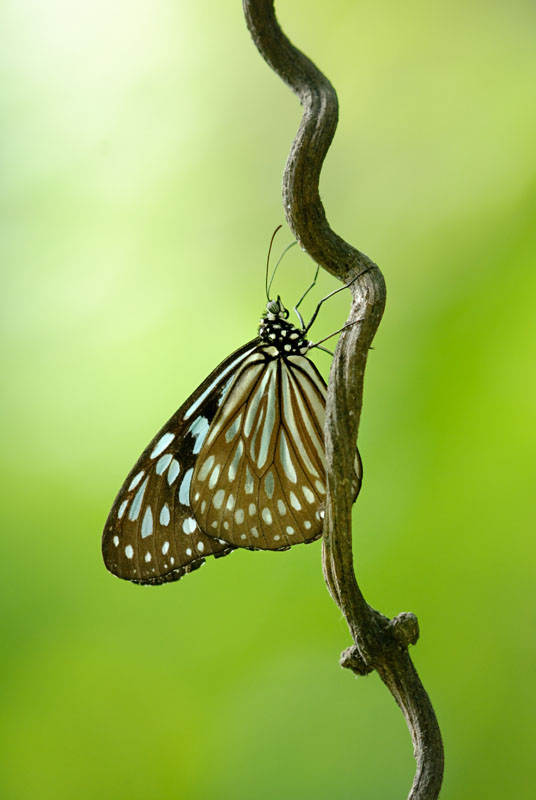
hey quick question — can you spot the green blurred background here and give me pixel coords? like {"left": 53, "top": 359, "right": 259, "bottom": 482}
{"left": 2, "top": 1, "right": 535, "bottom": 798}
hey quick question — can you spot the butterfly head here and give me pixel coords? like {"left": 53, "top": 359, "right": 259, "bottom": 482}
{"left": 259, "top": 296, "right": 310, "bottom": 354}
{"left": 265, "top": 296, "right": 289, "bottom": 320}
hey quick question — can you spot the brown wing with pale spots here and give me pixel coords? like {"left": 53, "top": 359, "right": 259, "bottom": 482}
{"left": 101, "top": 339, "right": 260, "bottom": 585}
{"left": 191, "top": 348, "right": 362, "bottom": 550}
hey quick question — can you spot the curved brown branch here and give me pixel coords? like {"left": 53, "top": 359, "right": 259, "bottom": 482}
{"left": 243, "top": 2, "right": 444, "bottom": 798}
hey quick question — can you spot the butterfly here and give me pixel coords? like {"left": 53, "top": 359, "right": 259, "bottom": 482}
{"left": 102, "top": 241, "right": 363, "bottom": 585}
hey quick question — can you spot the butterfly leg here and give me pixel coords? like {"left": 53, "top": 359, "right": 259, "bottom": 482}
{"left": 303, "top": 267, "right": 373, "bottom": 334}
{"left": 294, "top": 264, "right": 320, "bottom": 328}
{"left": 308, "top": 319, "right": 366, "bottom": 350}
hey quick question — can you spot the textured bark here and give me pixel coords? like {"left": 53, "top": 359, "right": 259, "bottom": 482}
{"left": 242, "top": 2, "right": 444, "bottom": 798}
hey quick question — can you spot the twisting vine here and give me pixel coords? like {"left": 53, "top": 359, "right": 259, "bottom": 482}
{"left": 242, "top": 2, "right": 444, "bottom": 798}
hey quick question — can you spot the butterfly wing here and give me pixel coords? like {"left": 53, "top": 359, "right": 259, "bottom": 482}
{"left": 102, "top": 339, "right": 261, "bottom": 585}
{"left": 191, "top": 348, "right": 362, "bottom": 550}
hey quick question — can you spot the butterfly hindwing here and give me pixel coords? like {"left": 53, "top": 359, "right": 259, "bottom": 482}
{"left": 190, "top": 347, "right": 362, "bottom": 550}
{"left": 102, "top": 339, "right": 261, "bottom": 584}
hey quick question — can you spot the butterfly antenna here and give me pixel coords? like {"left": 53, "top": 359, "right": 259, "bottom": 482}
{"left": 267, "top": 241, "right": 299, "bottom": 301}
{"left": 266, "top": 225, "right": 283, "bottom": 301}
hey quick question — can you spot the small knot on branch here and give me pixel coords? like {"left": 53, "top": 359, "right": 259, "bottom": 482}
{"left": 340, "top": 645, "right": 374, "bottom": 676}
{"left": 390, "top": 612, "right": 420, "bottom": 647}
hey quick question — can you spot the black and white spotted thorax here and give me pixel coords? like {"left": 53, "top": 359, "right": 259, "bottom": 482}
{"left": 259, "top": 301, "right": 311, "bottom": 356}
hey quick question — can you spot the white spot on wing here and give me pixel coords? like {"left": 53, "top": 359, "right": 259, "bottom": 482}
{"left": 182, "top": 517, "right": 197, "bottom": 534}
{"left": 197, "top": 541, "right": 205, "bottom": 553}
{"left": 208, "top": 464, "right": 221, "bottom": 489}
{"left": 155, "top": 453, "right": 173, "bottom": 475}
{"left": 179, "top": 468, "right": 193, "bottom": 505}
{"left": 162, "top": 541, "right": 170, "bottom": 555}
{"left": 159, "top": 504, "right": 170, "bottom": 526}
{"left": 166, "top": 459, "right": 180, "bottom": 486}
{"left": 128, "top": 477, "right": 148, "bottom": 521}
{"left": 279, "top": 431, "right": 297, "bottom": 483}
{"left": 118, "top": 500, "right": 128, "bottom": 519}
{"left": 264, "top": 471, "right": 275, "bottom": 499}
{"left": 244, "top": 366, "right": 272, "bottom": 436}
{"left": 141, "top": 506, "right": 153, "bottom": 538}
{"left": 277, "top": 499, "right": 286, "bottom": 516}
{"left": 290, "top": 491, "right": 302, "bottom": 510}
{"left": 150, "top": 432, "right": 175, "bottom": 459}
{"left": 144, "top": 551, "right": 152, "bottom": 563}
{"left": 128, "top": 471, "right": 145, "bottom": 491}
{"left": 235, "top": 509, "right": 244, "bottom": 524}
{"left": 302, "top": 486, "right": 315, "bottom": 504}
{"left": 198, "top": 455, "right": 215, "bottom": 481}
{"left": 213, "top": 489, "right": 225, "bottom": 509}
{"left": 228, "top": 440, "right": 244, "bottom": 481}
{"left": 188, "top": 416, "right": 210, "bottom": 454}
{"left": 113, "top": 535, "right": 119, "bottom": 547}
{"left": 125, "top": 545, "right": 134, "bottom": 559}
{"left": 262, "top": 508, "right": 273, "bottom": 524}
{"left": 257, "top": 367, "right": 276, "bottom": 468}
{"left": 248, "top": 503, "right": 256, "bottom": 516}
{"left": 225, "top": 414, "right": 242, "bottom": 443}
{"left": 245, "top": 465, "right": 254, "bottom": 495}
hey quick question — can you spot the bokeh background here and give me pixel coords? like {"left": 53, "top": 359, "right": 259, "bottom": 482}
{"left": 2, "top": 1, "right": 535, "bottom": 798}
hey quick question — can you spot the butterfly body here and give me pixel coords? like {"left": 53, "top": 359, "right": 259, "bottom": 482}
{"left": 102, "top": 299, "right": 362, "bottom": 585}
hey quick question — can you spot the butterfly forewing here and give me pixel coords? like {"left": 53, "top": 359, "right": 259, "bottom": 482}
{"left": 190, "top": 346, "right": 355, "bottom": 549}
{"left": 102, "top": 339, "right": 260, "bottom": 584}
